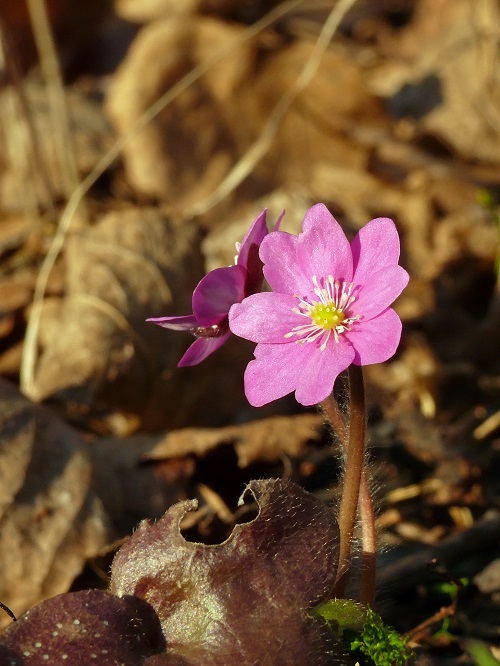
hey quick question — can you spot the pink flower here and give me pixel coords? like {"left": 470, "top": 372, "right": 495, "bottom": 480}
{"left": 147, "top": 210, "right": 279, "bottom": 367}
{"left": 229, "top": 204, "right": 409, "bottom": 406}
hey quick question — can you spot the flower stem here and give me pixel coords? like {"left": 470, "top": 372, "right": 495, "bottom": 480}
{"left": 320, "top": 365, "right": 374, "bottom": 603}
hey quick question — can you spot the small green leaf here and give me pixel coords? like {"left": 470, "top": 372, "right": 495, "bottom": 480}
{"left": 311, "top": 598, "right": 367, "bottom": 633}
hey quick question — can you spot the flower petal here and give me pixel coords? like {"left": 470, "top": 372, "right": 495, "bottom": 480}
{"left": 237, "top": 209, "right": 268, "bottom": 270}
{"left": 178, "top": 331, "right": 231, "bottom": 367}
{"left": 244, "top": 337, "right": 355, "bottom": 407}
{"left": 147, "top": 314, "right": 198, "bottom": 331}
{"left": 297, "top": 204, "right": 353, "bottom": 287}
{"left": 348, "top": 308, "right": 402, "bottom": 365}
{"left": 243, "top": 343, "right": 307, "bottom": 406}
{"left": 295, "top": 337, "right": 355, "bottom": 406}
{"left": 193, "top": 265, "right": 247, "bottom": 325}
{"left": 351, "top": 217, "right": 401, "bottom": 285}
{"left": 260, "top": 231, "right": 311, "bottom": 296}
{"left": 229, "top": 293, "right": 304, "bottom": 343}
{"left": 353, "top": 264, "right": 409, "bottom": 320}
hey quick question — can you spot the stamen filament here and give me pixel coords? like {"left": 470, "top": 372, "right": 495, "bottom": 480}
{"left": 285, "top": 276, "right": 359, "bottom": 350}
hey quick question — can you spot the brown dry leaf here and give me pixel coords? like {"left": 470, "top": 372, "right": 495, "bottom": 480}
{"left": 0, "top": 216, "right": 33, "bottom": 257}
{"left": 372, "top": 0, "right": 500, "bottom": 164}
{"left": 0, "top": 378, "right": 109, "bottom": 627}
{"left": 105, "top": 13, "right": 384, "bottom": 210}
{"left": 105, "top": 16, "right": 253, "bottom": 203}
{"left": 32, "top": 207, "right": 202, "bottom": 417}
{"left": 143, "top": 413, "right": 324, "bottom": 468}
{"left": 0, "top": 79, "right": 114, "bottom": 213}
{"left": 114, "top": 0, "right": 202, "bottom": 23}
{"left": 244, "top": 40, "right": 379, "bottom": 193}
{"left": 0, "top": 278, "right": 33, "bottom": 316}
{"left": 89, "top": 434, "right": 195, "bottom": 534}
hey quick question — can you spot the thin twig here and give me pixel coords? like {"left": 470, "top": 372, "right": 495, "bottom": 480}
{"left": 0, "top": 600, "right": 16, "bottom": 623}
{"left": 378, "top": 510, "right": 500, "bottom": 594}
{"left": 407, "top": 602, "right": 456, "bottom": 644}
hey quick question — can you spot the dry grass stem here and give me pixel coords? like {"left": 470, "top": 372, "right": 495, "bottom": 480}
{"left": 26, "top": 0, "right": 83, "bottom": 206}
{"left": 0, "top": 18, "right": 57, "bottom": 224}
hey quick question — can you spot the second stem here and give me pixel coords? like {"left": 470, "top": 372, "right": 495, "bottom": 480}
{"left": 335, "top": 364, "right": 366, "bottom": 595}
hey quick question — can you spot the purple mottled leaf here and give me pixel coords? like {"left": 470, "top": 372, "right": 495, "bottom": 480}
{"left": 0, "top": 589, "right": 165, "bottom": 665}
{"left": 111, "top": 478, "right": 348, "bottom": 665}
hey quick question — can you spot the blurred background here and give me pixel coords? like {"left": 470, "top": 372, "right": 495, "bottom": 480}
{"left": 0, "top": 0, "right": 499, "bottom": 662}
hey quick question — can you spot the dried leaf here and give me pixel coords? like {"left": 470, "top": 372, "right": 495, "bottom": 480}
{"left": 105, "top": 16, "right": 253, "bottom": 203}
{"left": 143, "top": 413, "right": 324, "bottom": 468}
{"left": 32, "top": 207, "right": 202, "bottom": 417}
{"left": 89, "top": 434, "right": 195, "bottom": 534}
{"left": 374, "top": 0, "right": 500, "bottom": 164}
{"left": 114, "top": 0, "right": 202, "bottom": 23}
{"left": 0, "top": 379, "right": 109, "bottom": 626}
{"left": 0, "top": 80, "right": 113, "bottom": 212}
{"left": 111, "top": 478, "right": 346, "bottom": 665}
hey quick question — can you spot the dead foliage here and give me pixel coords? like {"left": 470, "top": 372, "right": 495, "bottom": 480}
{"left": 0, "top": 0, "right": 498, "bottom": 663}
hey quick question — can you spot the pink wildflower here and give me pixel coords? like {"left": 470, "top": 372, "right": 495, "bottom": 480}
{"left": 147, "top": 210, "right": 279, "bottom": 367}
{"left": 229, "top": 204, "right": 409, "bottom": 406}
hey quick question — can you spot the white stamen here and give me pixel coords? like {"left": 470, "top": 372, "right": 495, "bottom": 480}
{"left": 285, "top": 276, "right": 360, "bottom": 351}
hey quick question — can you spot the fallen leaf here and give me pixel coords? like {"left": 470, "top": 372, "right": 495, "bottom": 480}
{"left": 105, "top": 16, "right": 253, "bottom": 203}
{"left": 143, "top": 413, "right": 324, "bottom": 468}
{"left": 111, "top": 478, "right": 346, "bottom": 665}
{"left": 89, "top": 434, "right": 195, "bottom": 535}
{"left": 31, "top": 207, "right": 202, "bottom": 419}
{"left": 0, "top": 79, "right": 114, "bottom": 213}
{"left": 0, "top": 379, "right": 109, "bottom": 627}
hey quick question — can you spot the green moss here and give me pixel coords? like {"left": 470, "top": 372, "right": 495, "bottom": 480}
{"left": 349, "top": 607, "right": 414, "bottom": 666}
{"left": 312, "top": 600, "right": 414, "bottom": 665}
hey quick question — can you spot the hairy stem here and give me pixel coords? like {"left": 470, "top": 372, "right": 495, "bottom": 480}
{"left": 321, "top": 365, "right": 373, "bottom": 601}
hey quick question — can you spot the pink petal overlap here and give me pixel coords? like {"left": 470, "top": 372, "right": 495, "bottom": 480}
{"left": 348, "top": 308, "right": 402, "bottom": 365}
{"left": 353, "top": 265, "right": 409, "bottom": 320}
{"left": 260, "top": 231, "right": 311, "bottom": 296}
{"left": 193, "top": 265, "right": 247, "bottom": 325}
{"left": 297, "top": 204, "right": 352, "bottom": 286}
{"left": 229, "top": 293, "right": 304, "bottom": 343}
{"left": 351, "top": 217, "right": 401, "bottom": 284}
{"left": 236, "top": 210, "right": 268, "bottom": 269}
{"left": 244, "top": 343, "right": 308, "bottom": 407}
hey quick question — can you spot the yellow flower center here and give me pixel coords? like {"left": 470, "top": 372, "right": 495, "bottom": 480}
{"left": 284, "top": 275, "right": 359, "bottom": 351}
{"left": 309, "top": 303, "right": 346, "bottom": 330}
